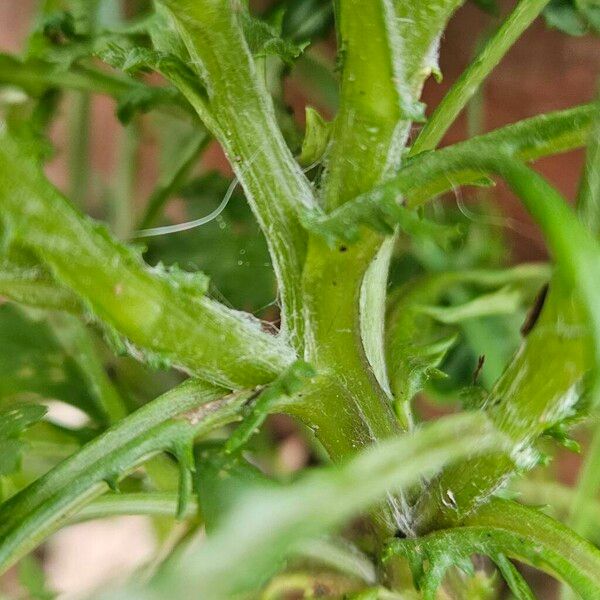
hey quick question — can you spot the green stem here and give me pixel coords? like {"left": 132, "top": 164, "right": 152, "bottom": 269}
{"left": 577, "top": 114, "right": 600, "bottom": 241}
{"left": 560, "top": 119, "right": 600, "bottom": 600}
{"left": 400, "top": 155, "right": 600, "bottom": 532}
{"left": 71, "top": 492, "right": 193, "bottom": 521}
{"left": 314, "top": 102, "right": 599, "bottom": 236}
{"left": 0, "top": 128, "right": 294, "bottom": 388}
{"left": 300, "top": 0, "right": 466, "bottom": 443}
{"left": 0, "top": 380, "right": 248, "bottom": 574}
{"left": 464, "top": 499, "right": 600, "bottom": 599}
{"left": 161, "top": 0, "right": 315, "bottom": 352}
{"left": 410, "top": 0, "right": 550, "bottom": 155}
{"left": 568, "top": 423, "right": 600, "bottom": 539}
{"left": 297, "top": 2, "right": 469, "bottom": 544}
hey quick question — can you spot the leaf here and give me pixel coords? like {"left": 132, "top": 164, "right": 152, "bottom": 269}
{"left": 96, "top": 42, "right": 206, "bottom": 118}
{"left": 298, "top": 106, "right": 331, "bottom": 167}
{"left": 115, "top": 84, "right": 180, "bottom": 125}
{"left": 386, "top": 275, "right": 460, "bottom": 412}
{"left": 280, "top": 0, "right": 334, "bottom": 43}
{"left": 543, "top": 0, "right": 600, "bottom": 35}
{"left": 0, "top": 257, "right": 81, "bottom": 313}
{"left": 302, "top": 200, "right": 464, "bottom": 248}
{"left": 416, "top": 285, "right": 526, "bottom": 324}
{"left": 194, "top": 447, "right": 277, "bottom": 532}
{"left": 386, "top": 264, "right": 548, "bottom": 412}
{"left": 26, "top": 10, "right": 88, "bottom": 71}
{"left": 240, "top": 11, "right": 308, "bottom": 65}
{"left": 224, "top": 360, "right": 315, "bottom": 454}
{"left": 0, "top": 402, "right": 47, "bottom": 479}
{"left": 0, "top": 304, "right": 103, "bottom": 418}
{"left": 101, "top": 412, "right": 506, "bottom": 600}
{"left": 386, "top": 499, "right": 600, "bottom": 599}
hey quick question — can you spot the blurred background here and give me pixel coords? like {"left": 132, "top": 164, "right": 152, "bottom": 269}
{"left": 0, "top": 0, "right": 598, "bottom": 597}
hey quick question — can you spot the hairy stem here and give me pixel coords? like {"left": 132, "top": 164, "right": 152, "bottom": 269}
{"left": 0, "top": 128, "right": 294, "bottom": 388}
{"left": 0, "top": 380, "right": 248, "bottom": 574}
{"left": 160, "top": 0, "right": 315, "bottom": 352}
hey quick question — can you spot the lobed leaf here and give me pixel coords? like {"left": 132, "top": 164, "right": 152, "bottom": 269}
{"left": 386, "top": 499, "right": 600, "bottom": 599}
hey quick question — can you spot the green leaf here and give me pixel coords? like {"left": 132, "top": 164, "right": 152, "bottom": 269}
{"left": 302, "top": 194, "right": 465, "bottom": 248}
{"left": 0, "top": 257, "right": 81, "bottom": 314}
{"left": 298, "top": 106, "right": 331, "bottom": 167}
{"left": 493, "top": 554, "right": 536, "bottom": 600}
{"left": 26, "top": 10, "right": 89, "bottom": 71}
{"left": 0, "top": 304, "right": 103, "bottom": 418}
{"left": 416, "top": 285, "right": 527, "bottom": 324}
{"left": 224, "top": 360, "right": 315, "bottom": 454}
{"left": 0, "top": 53, "right": 188, "bottom": 124}
{"left": 544, "top": 0, "right": 600, "bottom": 35}
{"left": 0, "top": 402, "right": 47, "bottom": 479}
{"left": 18, "top": 555, "right": 55, "bottom": 600}
{"left": 280, "top": 0, "right": 334, "bottom": 43}
{"left": 386, "top": 264, "right": 549, "bottom": 417}
{"left": 195, "top": 448, "right": 277, "bottom": 532}
{"left": 96, "top": 42, "right": 205, "bottom": 124}
{"left": 470, "top": 0, "right": 500, "bottom": 15}
{"left": 387, "top": 499, "right": 600, "bottom": 599}
{"left": 240, "top": 11, "right": 308, "bottom": 64}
